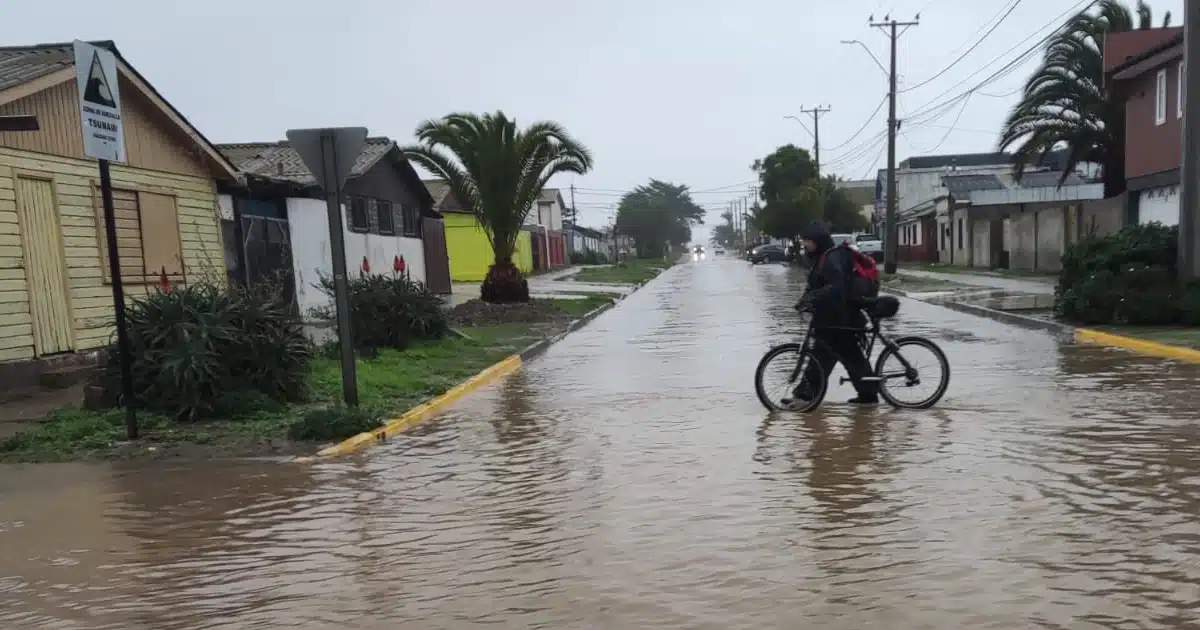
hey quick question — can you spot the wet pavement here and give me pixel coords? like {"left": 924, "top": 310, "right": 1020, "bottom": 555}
{"left": 448, "top": 265, "right": 636, "bottom": 307}
{"left": 899, "top": 268, "right": 1056, "bottom": 295}
{"left": 4, "top": 257, "right": 1200, "bottom": 629}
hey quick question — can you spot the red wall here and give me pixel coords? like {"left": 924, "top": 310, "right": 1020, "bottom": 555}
{"left": 549, "top": 232, "right": 566, "bottom": 266}
{"left": 1122, "top": 51, "right": 1183, "bottom": 179}
{"left": 897, "top": 217, "right": 938, "bottom": 263}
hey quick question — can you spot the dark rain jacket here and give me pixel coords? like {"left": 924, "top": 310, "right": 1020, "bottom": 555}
{"left": 801, "top": 227, "right": 867, "bottom": 328}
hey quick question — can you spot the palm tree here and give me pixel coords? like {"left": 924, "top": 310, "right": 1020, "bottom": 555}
{"left": 402, "top": 112, "right": 593, "bottom": 303}
{"left": 998, "top": 0, "right": 1170, "bottom": 193}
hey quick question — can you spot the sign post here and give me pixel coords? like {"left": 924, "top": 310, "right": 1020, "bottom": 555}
{"left": 74, "top": 40, "right": 137, "bottom": 440}
{"left": 287, "top": 127, "right": 367, "bottom": 407}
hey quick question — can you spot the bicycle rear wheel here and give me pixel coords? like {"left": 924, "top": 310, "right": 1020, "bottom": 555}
{"left": 754, "top": 343, "right": 828, "bottom": 412}
{"left": 874, "top": 336, "right": 950, "bottom": 409}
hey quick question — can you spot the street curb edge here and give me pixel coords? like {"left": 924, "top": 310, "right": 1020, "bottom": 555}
{"left": 935, "top": 300, "right": 1074, "bottom": 338}
{"left": 886, "top": 289, "right": 1074, "bottom": 339}
{"left": 299, "top": 268, "right": 668, "bottom": 461}
{"left": 307, "top": 296, "right": 629, "bottom": 461}
{"left": 1075, "top": 328, "right": 1200, "bottom": 363}
{"left": 311, "top": 354, "right": 524, "bottom": 459}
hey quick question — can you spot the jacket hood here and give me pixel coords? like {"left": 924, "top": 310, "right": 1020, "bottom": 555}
{"left": 801, "top": 222, "right": 835, "bottom": 254}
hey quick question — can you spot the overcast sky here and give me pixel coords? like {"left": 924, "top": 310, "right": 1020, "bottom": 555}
{"left": 4, "top": 0, "right": 1185, "bottom": 242}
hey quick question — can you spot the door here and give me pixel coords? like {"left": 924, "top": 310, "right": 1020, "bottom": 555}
{"left": 15, "top": 175, "right": 74, "bottom": 355}
{"left": 421, "top": 217, "right": 452, "bottom": 294}
{"left": 241, "top": 214, "right": 296, "bottom": 304}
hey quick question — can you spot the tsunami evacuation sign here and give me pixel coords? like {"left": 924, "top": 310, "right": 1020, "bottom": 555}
{"left": 73, "top": 40, "right": 125, "bottom": 162}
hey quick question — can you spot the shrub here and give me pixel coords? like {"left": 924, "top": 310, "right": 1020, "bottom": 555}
{"left": 102, "top": 281, "right": 312, "bottom": 422}
{"left": 314, "top": 272, "right": 448, "bottom": 350}
{"left": 287, "top": 406, "right": 383, "bottom": 441}
{"left": 1055, "top": 223, "right": 1200, "bottom": 326}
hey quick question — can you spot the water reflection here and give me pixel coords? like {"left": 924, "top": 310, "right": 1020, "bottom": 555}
{"left": 2, "top": 259, "right": 1199, "bottom": 628}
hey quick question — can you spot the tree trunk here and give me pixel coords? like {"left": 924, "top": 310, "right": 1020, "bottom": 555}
{"left": 481, "top": 258, "right": 530, "bottom": 303}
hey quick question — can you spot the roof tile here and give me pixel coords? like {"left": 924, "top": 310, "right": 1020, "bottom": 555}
{"left": 216, "top": 137, "right": 394, "bottom": 186}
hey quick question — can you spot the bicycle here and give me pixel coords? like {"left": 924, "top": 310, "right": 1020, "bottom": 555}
{"left": 754, "top": 295, "right": 950, "bottom": 411}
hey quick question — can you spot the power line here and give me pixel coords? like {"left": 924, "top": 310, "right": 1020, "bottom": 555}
{"left": 902, "top": 0, "right": 1098, "bottom": 123}
{"left": 902, "top": 93, "right": 973, "bottom": 154}
{"left": 824, "top": 93, "right": 887, "bottom": 153}
{"left": 900, "top": 0, "right": 1025, "bottom": 93}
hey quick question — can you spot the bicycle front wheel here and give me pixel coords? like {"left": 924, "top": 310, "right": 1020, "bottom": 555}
{"left": 874, "top": 336, "right": 950, "bottom": 409}
{"left": 754, "top": 343, "right": 828, "bottom": 412}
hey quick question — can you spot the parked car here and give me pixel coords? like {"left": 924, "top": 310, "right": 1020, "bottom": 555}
{"left": 853, "top": 233, "right": 883, "bottom": 261}
{"left": 747, "top": 244, "right": 787, "bottom": 264}
{"left": 714, "top": 246, "right": 726, "bottom": 255}
{"left": 831, "top": 233, "right": 855, "bottom": 248}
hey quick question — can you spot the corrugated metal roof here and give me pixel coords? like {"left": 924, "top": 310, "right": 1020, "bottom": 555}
{"left": 0, "top": 41, "right": 108, "bottom": 93}
{"left": 216, "top": 137, "right": 394, "bottom": 186}
{"left": 423, "top": 179, "right": 450, "bottom": 204}
{"left": 901, "top": 152, "right": 1012, "bottom": 170}
{"left": 1015, "top": 170, "right": 1085, "bottom": 188}
{"left": 943, "top": 174, "right": 1004, "bottom": 196}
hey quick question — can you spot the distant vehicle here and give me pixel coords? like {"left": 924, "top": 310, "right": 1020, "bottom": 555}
{"left": 692, "top": 245, "right": 705, "bottom": 261}
{"left": 831, "top": 233, "right": 855, "bottom": 248}
{"left": 747, "top": 243, "right": 787, "bottom": 264}
{"left": 853, "top": 233, "right": 883, "bottom": 261}
{"left": 714, "top": 246, "right": 726, "bottom": 255}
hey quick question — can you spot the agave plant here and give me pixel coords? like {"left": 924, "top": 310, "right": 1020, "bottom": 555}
{"left": 402, "top": 112, "right": 593, "bottom": 303}
{"left": 998, "top": 0, "right": 1170, "bottom": 192}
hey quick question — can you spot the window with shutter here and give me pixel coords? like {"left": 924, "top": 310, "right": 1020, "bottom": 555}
{"left": 138, "top": 192, "right": 184, "bottom": 281}
{"left": 348, "top": 196, "right": 369, "bottom": 232}
{"left": 93, "top": 188, "right": 184, "bottom": 284}
{"left": 377, "top": 199, "right": 395, "bottom": 235}
{"left": 402, "top": 204, "right": 420, "bottom": 237}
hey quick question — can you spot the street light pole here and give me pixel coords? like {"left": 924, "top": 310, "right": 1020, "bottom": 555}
{"left": 869, "top": 15, "right": 919, "bottom": 276}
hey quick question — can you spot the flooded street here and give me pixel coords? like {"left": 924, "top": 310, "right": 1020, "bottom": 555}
{"left": 4, "top": 258, "right": 1200, "bottom": 629}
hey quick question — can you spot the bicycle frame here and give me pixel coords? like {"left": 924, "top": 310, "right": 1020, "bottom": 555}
{"left": 787, "top": 311, "right": 921, "bottom": 387}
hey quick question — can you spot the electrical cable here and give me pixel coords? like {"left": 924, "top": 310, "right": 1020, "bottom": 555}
{"left": 823, "top": 93, "right": 888, "bottom": 153}
{"left": 900, "top": 0, "right": 1025, "bottom": 93}
{"left": 902, "top": 0, "right": 1098, "bottom": 123}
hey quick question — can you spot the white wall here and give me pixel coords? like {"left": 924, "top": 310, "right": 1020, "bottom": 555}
{"left": 217, "top": 194, "right": 234, "bottom": 220}
{"left": 287, "top": 197, "right": 427, "bottom": 322}
{"left": 897, "top": 164, "right": 1011, "bottom": 214}
{"left": 1139, "top": 185, "right": 1179, "bottom": 226}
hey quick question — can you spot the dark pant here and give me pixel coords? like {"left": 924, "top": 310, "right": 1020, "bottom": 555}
{"left": 805, "top": 329, "right": 877, "bottom": 398}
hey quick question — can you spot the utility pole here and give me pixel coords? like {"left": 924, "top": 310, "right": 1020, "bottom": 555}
{"left": 799, "top": 105, "right": 832, "bottom": 177}
{"left": 1182, "top": 0, "right": 1200, "bottom": 279}
{"left": 871, "top": 14, "right": 919, "bottom": 275}
{"left": 569, "top": 183, "right": 577, "bottom": 224}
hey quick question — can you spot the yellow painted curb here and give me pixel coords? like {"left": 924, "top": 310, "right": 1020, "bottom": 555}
{"left": 315, "top": 354, "right": 524, "bottom": 458}
{"left": 1075, "top": 328, "right": 1200, "bottom": 363}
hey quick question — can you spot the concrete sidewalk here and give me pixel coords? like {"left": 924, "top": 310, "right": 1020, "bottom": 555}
{"left": 898, "top": 269, "right": 1055, "bottom": 295}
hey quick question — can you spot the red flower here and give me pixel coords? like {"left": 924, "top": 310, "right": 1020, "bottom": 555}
{"left": 361, "top": 256, "right": 370, "bottom": 274}
{"left": 159, "top": 266, "right": 172, "bottom": 294}
{"left": 394, "top": 255, "right": 406, "bottom": 273}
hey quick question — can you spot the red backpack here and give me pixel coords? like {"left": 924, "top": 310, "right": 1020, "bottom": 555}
{"left": 819, "top": 244, "right": 880, "bottom": 300}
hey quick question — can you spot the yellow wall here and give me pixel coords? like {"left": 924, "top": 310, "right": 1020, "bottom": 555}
{"left": 443, "top": 212, "right": 532, "bottom": 282}
{"left": 0, "top": 147, "right": 224, "bottom": 363}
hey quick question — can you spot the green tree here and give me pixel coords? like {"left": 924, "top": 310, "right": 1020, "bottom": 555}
{"left": 402, "top": 111, "right": 593, "bottom": 303}
{"left": 614, "top": 180, "right": 706, "bottom": 257}
{"left": 751, "top": 145, "right": 823, "bottom": 240}
{"left": 822, "top": 175, "right": 871, "bottom": 233}
{"left": 998, "top": 0, "right": 1169, "bottom": 193}
{"left": 710, "top": 210, "right": 741, "bottom": 247}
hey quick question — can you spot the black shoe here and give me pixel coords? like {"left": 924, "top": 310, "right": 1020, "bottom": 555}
{"left": 781, "top": 383, "right": 815, "bottom": 407}
{"left": 847, "top": 395, "right": 879, "bottom": 405}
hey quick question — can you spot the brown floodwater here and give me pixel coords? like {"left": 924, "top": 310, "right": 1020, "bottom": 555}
{"left": 3, "top": 259, "right": 1199, "bottom": 629}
